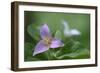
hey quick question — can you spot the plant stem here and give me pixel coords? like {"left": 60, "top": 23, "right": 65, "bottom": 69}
{"left": 46, "top": 49, "right": 52, "bottom": 60}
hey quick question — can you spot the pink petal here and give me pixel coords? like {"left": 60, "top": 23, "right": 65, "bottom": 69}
{"left": 40, "top": 24, "right": 51, "bottom": 39}
{"left": 33, "top": 40, "right": 49, "bottom": 56}
{"left": 50, "top": 38, "right": 64, "bottom": 48}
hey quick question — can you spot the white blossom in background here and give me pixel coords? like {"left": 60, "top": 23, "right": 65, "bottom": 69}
{"left": 62, "top": 20, "right": 81, "bottom": 37}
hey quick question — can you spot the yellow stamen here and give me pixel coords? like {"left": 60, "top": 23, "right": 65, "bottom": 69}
{"left": 44, "top": 37, "right": 52, "bottom": 46}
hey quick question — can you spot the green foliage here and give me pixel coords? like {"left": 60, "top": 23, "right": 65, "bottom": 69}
{"left": 55, "top": 30, "right": 62, "bottom": 40}
{"left": 27, "top": 24, "right": 40, "bottom": 41}
{"left": 24, "top": 11, "right": 90, "bottom": 61}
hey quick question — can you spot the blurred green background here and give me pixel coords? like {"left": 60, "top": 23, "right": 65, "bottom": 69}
{"left": 24, "top": 11, "right": 90, "bottom": 62}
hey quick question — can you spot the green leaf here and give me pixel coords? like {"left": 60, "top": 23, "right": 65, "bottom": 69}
{"left": 27, "top": 24, "right": 40, "bottom": 41}
{"left": 25, "top": 57, "right": 41, "bottom": 61}
{"left": 24, "top": 42, "right": 33, "bottom": 61}
{"left": 57, "top": 48, "right": 90, "bottom": 59}
{"left": 70, "top": 41, "right": 81, "bottom": 52}
{"left": 55, "top": 30, "right": 62, "bottom": 40}
{"left": 74, "top": 48, "right": 90, "bottom": 58}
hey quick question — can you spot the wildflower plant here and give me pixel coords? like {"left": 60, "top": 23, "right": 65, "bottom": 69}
{"left": 24, "top": 19, "right": 90, "bottom": 61}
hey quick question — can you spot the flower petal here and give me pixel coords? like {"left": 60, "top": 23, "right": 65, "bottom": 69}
{"left": 50, "top": 38, "right": 64, "bottom": 48}
{"left": 40, "top": 24, "right": 51, "bottom": 39}
{"left": 70, "top": 29, "right": 81, "bottom": 36}
{"left": 33, "top": 40, "right": 49, "bottom": 56}
{"left": 62, "top": 20, "right": 70, "bottom": 31}
{"left": 62, "top": 20, "right": 71, "bottom": 37}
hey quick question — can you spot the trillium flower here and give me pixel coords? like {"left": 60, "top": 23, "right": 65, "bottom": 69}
{"left": 62, "top": 20, "right": 81, "bottom": 37}
{"left": 33, "top": 24, "right": 64, "bottom": 56}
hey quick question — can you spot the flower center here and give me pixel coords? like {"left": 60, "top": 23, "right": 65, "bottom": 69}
{"left": 44, "top": 37, "right": 52, "bottom": 46}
